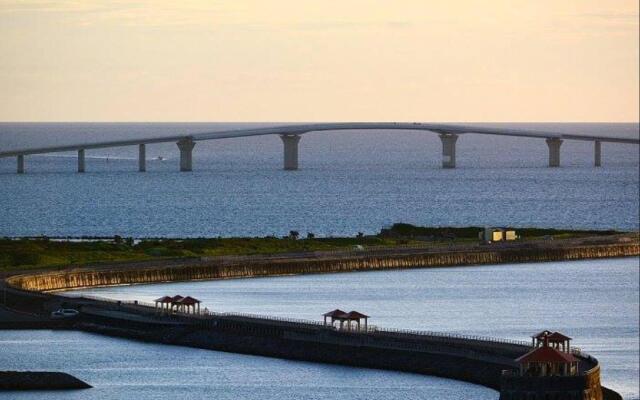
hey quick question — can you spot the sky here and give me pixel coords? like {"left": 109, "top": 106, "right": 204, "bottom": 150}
{"left": 0, "top": 1, "right": 638, "bottom": 122}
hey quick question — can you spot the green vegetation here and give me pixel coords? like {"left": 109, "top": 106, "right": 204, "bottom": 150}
{"left": 0, "top": 236, "right": 402, "bottom": 271}
{"left": 380, "top": 223, "right": 619, "bottom": 239}
{"left": 0, "top": 224, "right": 622, "bottom": 271}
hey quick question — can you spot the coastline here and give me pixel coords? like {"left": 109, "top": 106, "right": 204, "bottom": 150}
{"left": 1, "top": 233, "right": 636, "bottom": 400}
{"left": 6, "top": 233, "right": 638, "bottom": 293}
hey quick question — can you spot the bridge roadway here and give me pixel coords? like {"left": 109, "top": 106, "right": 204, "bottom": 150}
{"left": 1, "top": 122, "right": 638, "bottom": 173}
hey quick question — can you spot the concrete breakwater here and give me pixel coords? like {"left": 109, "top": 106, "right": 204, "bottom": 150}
{"left": 7, "top": 240, "right": 639, "bottom": 292}
{"left": 61, "top": 298, "right": 615, "bottom": 400}
{"left": 0, "top": 286, "right": 623, "bottom": 399}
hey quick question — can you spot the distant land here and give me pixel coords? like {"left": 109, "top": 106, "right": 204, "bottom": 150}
{"left": 0, "top": 223, "right": 631, "bottom": 273}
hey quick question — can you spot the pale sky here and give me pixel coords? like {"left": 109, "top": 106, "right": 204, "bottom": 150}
{"left": 0, "top": 1, "right": 638, "bottom": 122}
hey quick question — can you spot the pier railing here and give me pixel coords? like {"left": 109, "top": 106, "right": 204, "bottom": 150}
{"left": 68, "top": 293, "right": 536, "bottom": 348}
{"left": 70, "top": 294, "right": 599, "bottom": 358}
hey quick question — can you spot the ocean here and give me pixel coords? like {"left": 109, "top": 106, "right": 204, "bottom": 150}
{"left": 0, "top": 122, "right": 638, "bottom": 399}
{"left": 0, "top": 122, "right": 638, "bottom": 237}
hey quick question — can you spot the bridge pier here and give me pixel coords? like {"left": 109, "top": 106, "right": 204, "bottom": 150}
{"left": 177, "top": 138, "right": 195, "bottom": 172}
{"left": 546, "top": 138, "right": 562, "bottom": 167}
{"left": 439, "top": 133, "right": 458, "bottom": 169}
{"left": 594, "top": 141, "right": 601, "bottom": 167}
{"left": 280, "top": 134, "right": 301, "bottom": 170}
{"left": 17, "top": 155, "right": 24, "bottom": 174}
{"left": 138, "top": 144, "right": 146, "bottom": 172}
{"left": 77, "top": 149, "right": 85, "bottom": 173}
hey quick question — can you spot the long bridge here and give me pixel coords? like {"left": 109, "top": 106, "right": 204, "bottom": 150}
{"left": 1, "top": 122, "right": 638, "bottom": 173}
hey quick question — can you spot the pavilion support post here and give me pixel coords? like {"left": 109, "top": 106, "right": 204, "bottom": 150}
{"left": 546, "top": 138, "right": 562, "bottom": 167}
{"left": 17, "top": 155, "right": 24, "bottom": 174}
{"left": 139, "top": 144, "right": 146, "bottom": 172}
{"left": 78, "top": 149, "right": 86, "bottom": 173}
{"left": 594, "top": 140, "right": 601, "bottom": 167}
{"left": 280, "top": 134, "right": 301, "bottom": 170}
{"left": 439, "top": 133, "right": 458, "bottom": 169}
{"left": 177, "top": 138, "right": 195, "bottom": 172}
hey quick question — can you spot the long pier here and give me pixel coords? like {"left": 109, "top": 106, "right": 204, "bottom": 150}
{"left": 1, "top": 123, "right": 638, "bottom": 173}
{"left": 1, "top": 284, "right": 623, "bottom": 400}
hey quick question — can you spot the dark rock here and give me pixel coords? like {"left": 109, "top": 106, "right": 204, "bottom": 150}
{"left": 0, "top": 371, "right": 91, "bottom": 391}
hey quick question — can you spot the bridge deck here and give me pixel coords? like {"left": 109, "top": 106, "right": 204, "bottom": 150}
{"left": 1, "top": 122, "right": 638, "bottom": 157}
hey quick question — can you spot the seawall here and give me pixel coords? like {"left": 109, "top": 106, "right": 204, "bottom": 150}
{"left": 7, "top": 240, "right": 639, "bottom": 292}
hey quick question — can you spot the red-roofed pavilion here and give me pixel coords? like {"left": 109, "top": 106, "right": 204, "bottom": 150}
{"left": 322, "top": 309, "right": 369, "bottom": 331}
{"left": 323, "top": 309, "right": 347, "bottom": 326}
{"left": 517, "top": 330, "right": 579, "bottom": 377}
{"left": 177, "top": 296, "right": 201, "bottom": 314}
{"left": 546, "top": 331, "right": 572, "bottom": 352}
{"left": 154, "top": 296, "right": 173, "bottom": 314}
{"left": 531, "top": 330, "right": 552, "bottom": 347}
{"left": 516, "top": 345, "right": 579, "bottom": 377}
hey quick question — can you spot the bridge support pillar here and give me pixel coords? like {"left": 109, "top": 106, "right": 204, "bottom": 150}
{"left": 546, "top": 138, "right": 562, "bottom": 167}
{"left": 17, "top": 155, "right": 24, "bottom": 174}
{"left": 280, "top": 134, "right": 301, "bottom": 170}
{"left": 594, "top": 141, "right": 601, "bottom": 167}
{"left": 177, "top": 138, "right": 195, "bottom": 172}
{"left": 439, "top": 133, "right": 458, "bottom": 169}
{"left": 78, "top": 149, "right": 85, "bottom": 173}
{"left": 138, "top": 144, "right": 146, "bottom": 172}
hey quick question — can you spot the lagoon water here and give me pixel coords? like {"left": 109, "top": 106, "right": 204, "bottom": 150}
{"left": 0, "top": 122, "right": 638, "bottom": 237}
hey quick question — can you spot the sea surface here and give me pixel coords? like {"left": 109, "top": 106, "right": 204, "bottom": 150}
{"left": 0, "top": 122, "right": 638, "bottom": 237}
{"left": 2, "top": 258, "right": 636, "bottom": 400}
{"left": 0, "top": 122, "right": 638, "bottom": 399}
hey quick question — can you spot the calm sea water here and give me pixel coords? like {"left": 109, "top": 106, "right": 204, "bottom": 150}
{"left": 0, "top": 123, "right": 638, "bottom": 237}
{"left": 55, "top": 258, "right": 639, "bottom": 400}
{"left": 0, "top": 123, "right": 638, "bottom": 399}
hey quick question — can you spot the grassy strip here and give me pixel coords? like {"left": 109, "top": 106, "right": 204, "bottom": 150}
{"left": 0, "top": 224, "right": 621, "bottom": 271}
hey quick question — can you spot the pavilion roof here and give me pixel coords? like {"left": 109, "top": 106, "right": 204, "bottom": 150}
{"left": 170, "top": 295, "right": 184, "bottom": 303}
{"left": 154, "top": 296, "right": 173, "bottom": 303}
{"left": 344, "top": 311, "right": 369, "bottom": 319}
{"left": 531, "top": 330, "right": 552, "bottom": 340}
{"left": 516, "top": 346, "right": 578, "bottom": 364}
{"left": 547, "top": 331, "right": 572, "bottom": 342}
{"left": 323, "top": 309, "right": 347, "bottom": 318}
{"left": 178, "top": 296, "right": 201, "bottom": 305}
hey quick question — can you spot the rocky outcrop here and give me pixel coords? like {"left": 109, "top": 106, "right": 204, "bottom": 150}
{"left": 0, "top": 371, "right": 91, "bottom": 391}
